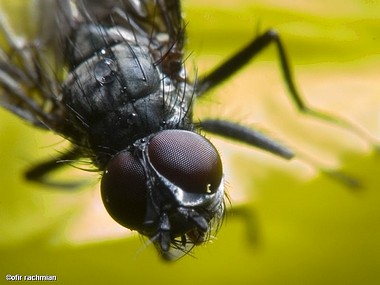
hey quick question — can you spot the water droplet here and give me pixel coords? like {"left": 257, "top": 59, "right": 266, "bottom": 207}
{"left": 94, "top": 58, "right": 117, "bottom": 85}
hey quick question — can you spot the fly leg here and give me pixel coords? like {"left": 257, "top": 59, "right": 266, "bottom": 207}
{"left": 196, "top": 29, "right": 377, "bottom": 148}
{"left": 196, "top": 29, "right": 368, "bottom": 188}
{"left": 25, "top": 147, "right": 88, "bottom": 189}
{"left": 199, "top": 119, "right": 294, "bottom": 160}
{"left": 199, "top": 119, "right": 361, "bottom": 188}
{"left": 227, "top": 205, "right": 260, "bottom": 247}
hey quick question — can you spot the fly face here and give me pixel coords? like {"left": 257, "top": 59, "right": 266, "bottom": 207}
{"left": 101, "top": 129, "right": 224, "bottom": 258}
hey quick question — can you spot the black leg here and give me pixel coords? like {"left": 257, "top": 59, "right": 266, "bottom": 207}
{"left": 200, "top": 119, "right": 361, "bottom": 188}
{"left": 24, "top": 148, "right": 87, "bottom": 189}
{"left": 197, "top": 29, "right": 376, "bottom": 147}
{"left": 226, "top": 205, "right": 260, "bottom": 247}
{"left": 199, "top": 119, "right": 294, "bottom": 160}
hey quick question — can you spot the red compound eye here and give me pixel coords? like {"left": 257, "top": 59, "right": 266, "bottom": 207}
{"left": 147, "top": 130, "right": 223, "bottom": 194}
{"left": 101, "top": 150, "right": 147, "bottom": 230}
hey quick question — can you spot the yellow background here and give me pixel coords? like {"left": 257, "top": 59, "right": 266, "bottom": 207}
{"left": 0, "top": 0, "right": 380, "bottom": 284}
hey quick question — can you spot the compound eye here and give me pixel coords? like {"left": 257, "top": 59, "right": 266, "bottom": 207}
{"left": 101, "top": 151, "right": 147, "bottom": 230}
{"left": 147, "top": 130, "right": 223, "bottom": 194}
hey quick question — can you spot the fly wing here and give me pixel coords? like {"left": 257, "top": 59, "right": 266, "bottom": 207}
{"left": 0, "top": 0, "right": 184, "bottom": 130}
{"left": 72, "top": 0, "right": 184, "bottom": 55}
{"left": 0, "top": 1, "right": 71, "bottom": 130}
{"left": 68, "top": 0, "right": 185, "bottom": 79}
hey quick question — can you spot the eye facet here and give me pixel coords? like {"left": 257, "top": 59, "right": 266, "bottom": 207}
{"left": 101, "top": 151, "right": 147, "bottom": 230}
{"left": 147, "top": 130, "right": 223, "bottom": 194}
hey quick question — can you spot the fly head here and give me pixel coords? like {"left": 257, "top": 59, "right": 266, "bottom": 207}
{"left": 100, "top": 129, "right": 225, "bottom": 260}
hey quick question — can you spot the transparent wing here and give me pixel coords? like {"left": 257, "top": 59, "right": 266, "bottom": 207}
{"left": 68, "top": 0, "right": 185, "bottom": 76}
{"left": 74, "top": 0, "right": 183, "bottom": 45}
{"left": 0, "top": 0, "right": 184, "bottom": 131}
{"left": 0, "top": 1, "right": 74, "bottom": 130}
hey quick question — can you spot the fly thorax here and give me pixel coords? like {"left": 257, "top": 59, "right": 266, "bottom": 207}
{"left": 61, "top": 43, "right": 173, "bottom": 165}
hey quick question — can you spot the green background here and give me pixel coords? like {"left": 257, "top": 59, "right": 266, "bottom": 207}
{"left": 1, "top": 0, "right": 380, "bottom": 284}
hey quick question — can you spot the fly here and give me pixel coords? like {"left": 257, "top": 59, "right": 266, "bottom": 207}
{"left": 0, "top": 0, "right": 374, "bottom": 260}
